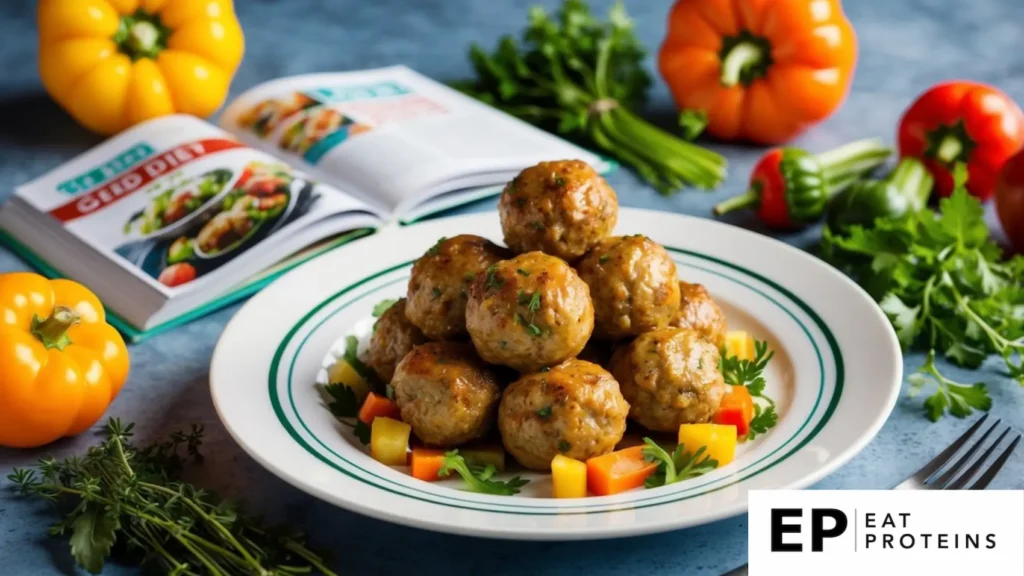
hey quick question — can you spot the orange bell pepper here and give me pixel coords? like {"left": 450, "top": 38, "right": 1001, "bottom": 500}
{"left": 659, "top": 0, "right": 858, "bottom": 144}
{"left": 37, "top": 0, "right": 245, "bottom": 135}
{"left": 586, "top": 446, "right": 659, "bottom": 496}
{"left": 0, "top": 273, "right": 130, "bottom": 448}
{"left": 713, "top": 385, "right": 755, "bottom": 436}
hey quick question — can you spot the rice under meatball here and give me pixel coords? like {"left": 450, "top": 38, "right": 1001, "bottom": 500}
{"left": 465, "top": 251, "right": 593, "bottom": 372}
{"left": 575, "top": 235, "right": 681, "bottom": 339}
{"left": 670, "top": 282, "right": 728, "bottom": 349}
{"left": 366, "top": 298, "right": 427, "bottom": 383}
{"left": 498, "top": 359, "right": 629, "bottom": 470}
{"left": 405, "top": 234, "right": 511, "bottom": 340}
{"left": 609, "top": 328, "right": 726, "bottom": 432}
{"left": 498, "top": 160, "right": 618, "bottom": 261}
{"left": 391, "top": 342, "right": 502, "bottom": 447}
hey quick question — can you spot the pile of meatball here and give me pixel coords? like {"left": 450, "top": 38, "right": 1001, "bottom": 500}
{"left": 365, "top": 160, "right": 730, "bottom": 471}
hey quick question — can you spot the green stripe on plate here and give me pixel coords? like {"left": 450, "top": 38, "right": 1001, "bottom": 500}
{"left": 268, "top": 247, "right": 844, "bottom": 515}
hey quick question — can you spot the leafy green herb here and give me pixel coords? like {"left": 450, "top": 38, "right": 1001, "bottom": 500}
{"left": 439, "top": 451, "right": 529, "bottom": 495}
{"left": 432, "top": 287, "right": 442, "bottom": 299}
{"left": 539, "top": 366, "right": 551, "bottom": 372}
{"left": 678, "top": 109, "right": 709, "bottom": 141}
{"left": 353, "top": 420, "right": 371, "bottom": 445}
{"left": 908, "top": 350, "right": 992, "bottom": 421}
{"left": 372, "top": 298, "right": 398, "bottom": 318}
{"left": 425, "top": 236, "right": 447, "bottom": 256}
{"left": 558, "top": 440, "right": 571, "bottom": 452}
{"left": 598, "top": 255, "right": 610, "bottom": 264}
{"left": 453, "top": 0, "right": 726, "bottom": 194}
{"left": 720, "top": 339, "right": 778, "bottom": 439}
{"left": 822, "top": 164, "right": 1024, "bottom": 413}
{"left": 536, "top": 405, "right": 553, "bottom": 418}
{"left": 8, "top": 419, "right": 336, "bottom": 576}
{"left": 531, "top": 221, "right": 545, "bottom": 231}
{"left": 516, "top": 268, "right": 531, "bottom": 277}
{"left": 343, "top": 335, "right": 383, "bottom": 394}
{"left": 464, "top": 272, "right": 476, "bottom": 283}
{"left": 552, "top": 174, "right": 567, "bottom": 187}
{"left": 641, "top": 438, "right": 718, "bottom": 488}
{"left": 527, "top": 291, "right": 541, "bottom": 313}
{"left": 321, "top": 382, "right": 359, "bottom": 418}
{"left": 484, "top": 264, "right": 503, "bottom": 291}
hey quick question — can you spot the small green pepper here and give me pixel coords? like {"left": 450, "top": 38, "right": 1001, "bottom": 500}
{"left": 826, "top": 157, "right": 934, "bottom": 233}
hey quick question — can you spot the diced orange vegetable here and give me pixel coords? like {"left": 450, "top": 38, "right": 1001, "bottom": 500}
{"left": 358, "top": 392, "right": 400, "bottom": 425}
{"left": 724, "top": 331, "right": 755, "bottom": 360}
{"left": 551, "top": 454, "right": 588, "bottom": 498}
{"left": 714, "top": 385, "right": 755, "bottom": 436}
{"left": 370, "top": 417, "right": 411, "bottom": 466}
{"left": 586, "top": 446, "right": 658, "bottom": 496}
{"left": 410, "top": 447, "right": 446, "bottom": 481}
{"left": 678, "top": 423, "right": 737, "bottom": 467}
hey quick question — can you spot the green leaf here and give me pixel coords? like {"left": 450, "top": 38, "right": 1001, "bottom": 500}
{"left": 747, "top": 404, "right": 778, "bottom": 440}
{"left": 439, "top": 451, "right": 528, "bottom": 495}
{"left": 678, "top": 109, "right": 708, "bottom": 141}
{"left": 943, "top": 341, "right": 986, "bottom": 369}
{"left": 353, "top": 420, "right": 371, "bottom": 445}
{"left": 879, "top": 293, "right": 921, "bottom": 348}
{"left": 321, "top": 383, "right": 359, "bottom": 419}
{"left": 910, "top": 349, "right": 991, "bottom": 421}
{"left": 69, "top": 506, "right": 119, "bottom": 574}
{"left": 923, "top": 389, "right": 950, "bottom": 422}
{"left": 372, "top": 299, "right": 398, "bottom": 318}
{"left": 946, "top": 382, "right": 992, "bottom": 418}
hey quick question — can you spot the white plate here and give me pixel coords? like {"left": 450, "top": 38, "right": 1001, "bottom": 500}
{"left": 210, "top": 208, "right": 902, "bottom": 541}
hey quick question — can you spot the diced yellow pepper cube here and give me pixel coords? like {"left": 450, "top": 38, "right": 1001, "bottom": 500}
{"left": 551, "top": 454, "right": 588, "bottom": 498}
{"left": 370, "top": 417, "right": 411, "bottom": 466}
{"left": 677, "top": 423, "right": 737, "bottom": 467}
{"left": 724, "top": 331, "right": 755, "bottom": 361}
{"left": 328, "top": 359, "right": 370, "bottom": 404}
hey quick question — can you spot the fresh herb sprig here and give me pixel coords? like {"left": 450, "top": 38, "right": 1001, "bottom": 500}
{"left": 319, "top": 335, "right": 376, "bottom": 444}
{"left": 908, "top": 350, "right": 993, "bottom": 422}
{"left": 439, "top": 451, "right": 529, "bottom": 495}
{"left": 720, "top": 339, "right": 778, "bottom": 439}
{"left": 822, "top": 165, "right": 1023, "bottom": 418}
{"left": 641, "top": 438, "right": 718, "bottom": 488}
{"left": 453, "top": 0, "right": 727, "bottom": 194}
{"left": 7, "top": 419, "right": 337, "bottom": 576}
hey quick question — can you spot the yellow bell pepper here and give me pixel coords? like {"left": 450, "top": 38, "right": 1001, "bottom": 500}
{"left": 677, "top": 423, "right": 737, "bottom": 467}
{"left": 551, "top": 454, "right": 588, "bottom": 498}
{"left": 370, "top": 417, "right": 411, "bottom": 466}
{"left": 0, "top": 273, "right": 130, "bottom": 448}
{"left": 327, "top": 359, "right": 369, "bottom": 405}
{"left": 37, "top": 0, "right": 245, "bottom": 135}
{"left": 724, "top": 330, "right": 755, "bottom": 360}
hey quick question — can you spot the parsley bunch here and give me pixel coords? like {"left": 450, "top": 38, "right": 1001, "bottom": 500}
{"left": 8, "top": 419, "right": 335, "bottom": 576}
{"left": 720, "top": 339, "right": 779, "bottom": 439}
{"left": 453, "top": 0, "right": 727, "bottom": 194}
{"left": 641, "top": 438, "right": 718, "bottom": 488}
{"left": 822, "top": 166, "right": 1023, "bottom": 419}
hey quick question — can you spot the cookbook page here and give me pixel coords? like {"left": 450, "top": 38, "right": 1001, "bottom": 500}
{"left": 220, "top": 66, "right": 605, "bottom": 216}
{"left": 12, "top": 114, "right": 378, "bottom": 297}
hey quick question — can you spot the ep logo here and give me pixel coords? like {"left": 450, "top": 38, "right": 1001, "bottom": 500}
{"left": 770, "top": 508, "right": 848, "bottom": 552}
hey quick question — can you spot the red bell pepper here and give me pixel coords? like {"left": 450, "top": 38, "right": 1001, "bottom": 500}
{"left": 898, "top": 81, "right": 1024, "bottom": 201}
{"left": 713, "top": 385, "right": 755, "bottom": 436}
{"left": 995, "top": 147, "right": 1024, "bottom": 254}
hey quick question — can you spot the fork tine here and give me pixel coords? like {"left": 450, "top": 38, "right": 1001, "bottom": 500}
{"left": 945, "top": 428, "right": 1011, "bottom": 490}
{"left": 968, "top": 434, "right": 1021, "bottom": 490}
{"left": 929, "top": 419, "right": 1000, "bottom": 488}
{"left": 914, "top": 414, "right": 989, "bottom": 483}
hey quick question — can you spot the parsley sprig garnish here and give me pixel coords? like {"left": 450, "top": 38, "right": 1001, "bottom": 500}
{"left": 908, "top": 350, "right": 992, "bottom": 422}
{"left": 720, "top": 339, "right": 778, "bottom": 440}
{"left": 641, "top": 438, "right": 718, "bottom": 488}
{"left": 8, "top": 419, "right": 337, "bottom": 576}
{"left": 439, "top": 450, "right": 529, "bottom": 495}
{"left": 318, "top": 335, "right": 377, "bottom": 444}
{"left": 822, "top": 164, "right": 1023, "bottom": 419}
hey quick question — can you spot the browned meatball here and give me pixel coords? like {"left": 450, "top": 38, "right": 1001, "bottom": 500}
{"left": 406, "top": 234, "right": 511, "bottom": 340}
{"left": 670, "top": 282, "right": 728, "bottom": 349}
{"left": 366, "top": 298, "right": 427, "bottom": 383}
{"left": 391, "top": 342, "right": 502, "bottom": 447}
{"left": 498, "top": 160, "right": 618, "bottom": 261}
{"left": 465, "top": 252, "right": 593, "bottom": 372}
{"left": 609, "top": 328, "right": 726, "bottom": 432}
{"left": 575, "top": 235, "right": 681, "bottom": 339}
{"left": 498, "top": 359, "right": 629, "bottom": 470}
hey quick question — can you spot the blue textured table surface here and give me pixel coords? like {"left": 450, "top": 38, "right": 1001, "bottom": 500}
{"left": 1, "top": 0, "right": 1022, "bottom": 574}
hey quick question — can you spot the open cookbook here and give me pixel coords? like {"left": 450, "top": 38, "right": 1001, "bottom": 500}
{"left": 0, "top": 65, "right": 610, "bottom": 342}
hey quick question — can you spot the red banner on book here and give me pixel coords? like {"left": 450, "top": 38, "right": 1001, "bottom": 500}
{"left": 48, "top": 138, "right": 245, "bottom": 223}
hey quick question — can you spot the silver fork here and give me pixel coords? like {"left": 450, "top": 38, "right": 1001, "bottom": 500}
{"left": 722, "top": 414, "right": 1021, "bottom": 576}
